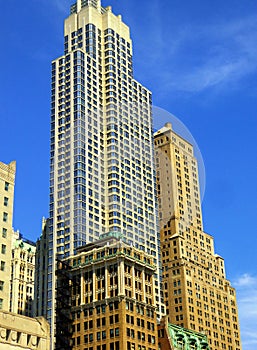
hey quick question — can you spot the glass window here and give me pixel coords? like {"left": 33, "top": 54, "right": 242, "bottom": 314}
{"left": 1, "top": 245, "right": 6, "bottom": 254}
{"left": 2, "top": 228, "right": 7, "bottom": 238}
{"left": 0, "top": 261, "right": 5, "bottom": 271}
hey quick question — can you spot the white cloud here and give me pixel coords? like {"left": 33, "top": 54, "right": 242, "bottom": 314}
{"left": 136, "top": 14, "right": 257, "bottom": 95}
{"left": 169, "top": 58, "right": 250, "bottom": 93}
{"left": 234, "top": 273, "right": 257, "bottom": 287}
{"left": 233, "top": 274, "right": 257, "bottom": 350}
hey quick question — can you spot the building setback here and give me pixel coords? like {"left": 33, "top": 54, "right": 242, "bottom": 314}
{"left": 154, "top": 123, "right": 241, "bottom": 350}
{"left": 35, "top": 0, "right": 163, "bottom": 345}
{"left": 32, "top": 0, "right": 243, "bottom": 348}
{"left": 55, "top": 234, "right": 158, "bottom": 350}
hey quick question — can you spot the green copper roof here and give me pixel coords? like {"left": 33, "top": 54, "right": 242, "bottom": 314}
{"left": 14, "top": 239, "right": 36, "bottom": 253}
{"left": 167, "top": 323, "right": 210, "bottom": 350}
{"left": 100, "top": 231, "right": 124, "bottom": 240}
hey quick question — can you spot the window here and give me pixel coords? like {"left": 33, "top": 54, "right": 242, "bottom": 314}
{"left": 0, "top": 299, "right": 3, "bottom": 309}
{"left": 3, "top": 213, "right": 8, "bottom": 222}
{"left": 0, "top": 281, "right": 3, "bottom": 291}
{"left": 4, "top": 182, "right": 9, "bottom": 191}
{"left": 2, "top": 228, "right": 7, "bottom": 238}
{"left": 1, "top": 245, "right": 6, "bottom": 254}
{"left": 0, "top": 261, "right": 5, "bottom": 271}
{"left": 3, "top": 197, "right": 8, "bottom": 206}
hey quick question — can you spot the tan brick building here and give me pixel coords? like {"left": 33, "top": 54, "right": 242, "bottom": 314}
{"left": 154, "top": 123, "right": 241, "bottom": 350}
{"left": 0, "top": 160, "right": 16, "bottom": 312}
{"left": 56, "top": 234, "right": 158, "bottom": 350}
{"left": 10, "top": 232, "right": 36, "bottom": 317}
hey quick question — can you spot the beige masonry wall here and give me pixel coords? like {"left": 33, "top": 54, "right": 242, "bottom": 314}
{"left": 0, "top": 311, "right": 50, "bottom": 349}
{"left": 0, "top": 161, "right": 16, "bottom": 312}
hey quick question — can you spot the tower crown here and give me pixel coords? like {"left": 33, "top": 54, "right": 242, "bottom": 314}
{"left": 71, "top": 0, "right": 102, "bottom": 14}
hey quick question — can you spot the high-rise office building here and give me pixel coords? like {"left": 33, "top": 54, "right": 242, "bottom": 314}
{"left": 154, "top": 123, "right": 241, "bottom": 350}
{"left": 40, "top": 0, "right": 162, "bottom": 345}
{"left": 0, "top": 160, "right": 16, "bottom": 312}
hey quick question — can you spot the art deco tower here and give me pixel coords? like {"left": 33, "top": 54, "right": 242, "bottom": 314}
{"left": 154, "top": 123, "right": 241, "bottom": 350}
{"left": 41, "top": 0, "right": 162, "bottom": 345}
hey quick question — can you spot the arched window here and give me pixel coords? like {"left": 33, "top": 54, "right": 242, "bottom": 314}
{"left": 177, "top": 337, "right": 185, "bottom": 349}
{"left": 189, "top": 339, "right": 198, "bottom": 350}
{"left": 200, "top": 342, "right": 209, "bottom": 350}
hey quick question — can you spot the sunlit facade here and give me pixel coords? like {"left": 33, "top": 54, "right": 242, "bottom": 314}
{"left": 155, "top": 123, "right": 241, "bottom": 350}
{"left": 0, "top": 160, "right": 16, "bottom": 312}
{"left": 43, "top": 0, "right": 162, "bottom": 346}
{"left": 10, "top": 231, "right": 36, "bottom": 317}
{"left": 56, "top": 235, "right": 158, "bottom": 350}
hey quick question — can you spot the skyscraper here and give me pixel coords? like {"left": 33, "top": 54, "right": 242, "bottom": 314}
{"left": 154, "top": 123, "right": 241, "bottom": 350}
{"left": 41, "top": 0, "right": 162, "bottom": 345}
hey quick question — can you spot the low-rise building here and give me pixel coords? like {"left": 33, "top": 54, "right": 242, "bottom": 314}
{"left": 56, "top": 233, "right": 158, "bottom": 350}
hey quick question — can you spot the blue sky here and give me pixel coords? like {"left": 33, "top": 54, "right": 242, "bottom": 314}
{"left": 1, "top": 0, "right": 257, "bottom": 347}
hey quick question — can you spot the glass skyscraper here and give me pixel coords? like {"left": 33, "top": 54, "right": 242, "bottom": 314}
{"left": 38, "top": 0, "right": 163, "bottom": 346}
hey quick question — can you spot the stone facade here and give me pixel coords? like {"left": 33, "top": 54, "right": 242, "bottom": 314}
{"left": 0, "top": 310, "right": 50, "bottom": 349}
{"left": 56, "top": 234, "right": 158, "bottom": 350}
{"left": 10, "top": 232, "right": 36, "bottom": 316}
{"left": 0, "top": 161, "right": 16, "bottom": 312}
{"left": 154, "top": 124, "right": 241, "bottom": 350}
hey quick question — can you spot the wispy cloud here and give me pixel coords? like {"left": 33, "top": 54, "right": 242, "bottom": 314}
{"left": 53, "top": 0, "right": 72, "bottom": 14}
{"left": 234, "top": 273, "right": 257, "bottom": 287}
{"left": 34, "top": 0, "right": 71, "bottom": 14}
{"left": 233, "top": 273, "right": 257, "bottom": 350}
{"left": 135, "top": 14, "right": 257, "bottom": 95}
